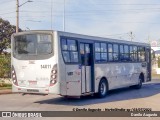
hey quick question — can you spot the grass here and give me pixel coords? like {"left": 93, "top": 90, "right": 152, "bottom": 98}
{"left": 0, "top": 86, "right": 12, "bottom": 90}
{"left": 152, "top": 74, "right": 160, "bottom": 79}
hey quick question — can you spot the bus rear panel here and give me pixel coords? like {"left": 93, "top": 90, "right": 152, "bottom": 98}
{"left": 11, "top": 32, "right": 59, "bottom": 95}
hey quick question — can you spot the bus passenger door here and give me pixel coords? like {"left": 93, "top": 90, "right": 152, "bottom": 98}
{"left": 80, "top": 43, "right": 94, "bottom": 93}
{"left": 146, "top": 48, "right": 151, "bottom": 81}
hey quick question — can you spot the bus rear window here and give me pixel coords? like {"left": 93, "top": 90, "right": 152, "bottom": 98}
{"left": 14, "top": 34, "right": 52, "bottom": 55}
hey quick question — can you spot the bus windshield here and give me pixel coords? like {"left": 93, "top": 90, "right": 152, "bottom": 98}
{"left": 14, "top": 34, "right": 52, "bottom": 55}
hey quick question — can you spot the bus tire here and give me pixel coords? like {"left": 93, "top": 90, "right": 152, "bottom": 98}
{"left": 97, "top": 79, "right": 108, "bottom": 98}
{"left": 134, "top": 75, "right": 143, "bottom": 89}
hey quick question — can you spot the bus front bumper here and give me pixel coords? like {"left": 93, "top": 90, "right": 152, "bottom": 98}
{"left": 12, "top": 86, "right": 49, "bottom": 95}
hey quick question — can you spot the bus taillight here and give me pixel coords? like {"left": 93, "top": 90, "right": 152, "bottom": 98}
{"left": 12, "top": 66, "right": 18, "bottom": 86}
{"left": 50, "top": 64, "right": 57, "bottom": 86}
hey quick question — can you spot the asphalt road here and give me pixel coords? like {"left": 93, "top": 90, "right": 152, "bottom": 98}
{"left": 0, "top": 79, "right": 160, "bottom": 120}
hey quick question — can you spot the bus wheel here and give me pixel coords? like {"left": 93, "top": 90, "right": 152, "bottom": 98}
{"left": 134, "top": 76, "right": 143, "bottom": 89}
{"left": 97, "top": 79, "right": 108, "bottom": 98}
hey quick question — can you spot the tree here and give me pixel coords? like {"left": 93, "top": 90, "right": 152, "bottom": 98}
{"left": 0, "top": 54, "right": 11, "bottom": 78}
{"left": 0, "top": 18, "right": 22, "bottom": 54}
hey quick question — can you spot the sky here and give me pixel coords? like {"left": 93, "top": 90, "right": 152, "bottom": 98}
{"left": 0, "top": 0, "right": 160, "bottom": 43}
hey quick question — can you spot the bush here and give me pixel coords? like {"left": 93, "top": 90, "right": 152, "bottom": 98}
{"left": 0, "top": 82, "right": 11, "bottom": 87}
{"left": 158, "top": 57, "right": 160, "bottom": 68}
{"left": 0, "top": 54, "right": 11, "bottom": 78}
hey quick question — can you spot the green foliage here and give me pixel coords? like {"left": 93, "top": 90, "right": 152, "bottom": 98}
{"left": 0, "top": 18, "right": 22, "bottom": 54}
{"left": 0, "top": 82, "right": 12, "bottom": 89}
{"left": 0, "top": 54, "right": 11, "bottom": 78}
{"left": 158, "top": 57, "right": 160, "bottom": 68}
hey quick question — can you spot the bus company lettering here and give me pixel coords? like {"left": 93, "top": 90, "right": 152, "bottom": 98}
{"left": 41, "top": 65, "right": 51, "bottom": 69}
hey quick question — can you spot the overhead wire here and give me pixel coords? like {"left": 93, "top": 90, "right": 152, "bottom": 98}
{"left": 0, "top": 11, "right": 15, "bottom": 15}
{"left": 1, "top": 1, "right": 160, "bottom": 29}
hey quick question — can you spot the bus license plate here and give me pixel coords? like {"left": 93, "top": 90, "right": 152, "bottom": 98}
{"left": 29, "top": 81, "right": 37, "bottom": 86}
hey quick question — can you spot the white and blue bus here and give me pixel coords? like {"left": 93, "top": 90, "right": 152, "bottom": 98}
{"left": 11, "top": 30, "right": 151, "bottom": 98}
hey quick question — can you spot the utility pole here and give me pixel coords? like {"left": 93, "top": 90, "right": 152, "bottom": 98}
{"left": 129, "top": 31, "right": 134, "bottom": 41}
{"left": 16, "top": 0, "right": 19, "bottom": 33}
{"left": 130, "top": 31, "right": 133, "bottom": 41}
{"left": 63, "top": 0, "right": 65, "bottom": 31}
{"left": 148, "top": 35, "right": 150, "bottom": 44}
{"left": 16, "top": 0, "right": 33, "bottom": 33}
{"left": 51, "top": 0, "right": 53, "bottom": 30}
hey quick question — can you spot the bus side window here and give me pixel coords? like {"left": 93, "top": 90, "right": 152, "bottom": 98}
{"left": 124, "top": 45, "right": 129, "bottom": 61}
{"left": 108, "top": 44, "right": 113, "bottom": 61}
{"left": 80, "top": 44, "right": 85, "bottom": 65}
{"left": 120, "top": 45, "right": 129, "bottom": 61}
{"left": 85, "top": 44, "right": 91, "bottom": 65}
{"left": 95, "top": 43, "right": 101, "bottom": 62}
{"left": 120, "top": 45, "right": 124, "bottom": 61}
{"left": 101, "top": 43, "right": 107, "bottom": 62}
{"left": 133, "top": 46, "right": 138, "bottom": 61}
{"left": 113, "top": 44, "right": 119, "bottom": 61}
{"left": 70, "top": 52, "right": 78, "bottom": 62}
{"left": 130, "top": 46, "right": 134, "bottom": 61}
{"left": 61, "top": 38, "right": 78, "bottom": 63}
{"left": 61, "top": 39, "right": 68, "bottom": 50}
{"left": 68, "top": 39, "right": 77, "bottom": 51}
{"left": 62, "top": 51, "right": 70, "bottom": 62}
{"left": 68, "top": 39, "right": 78, "bottom": 62}
{"left": 95, "top": 42, "right": 108, "bottom": 62}
{"left": 138, "top": 47, "right": 145, "bottom": 62}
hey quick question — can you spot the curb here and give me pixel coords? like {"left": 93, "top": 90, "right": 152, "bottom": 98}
{"left": 0, "top": 89, "right": 12, "bottom": 95}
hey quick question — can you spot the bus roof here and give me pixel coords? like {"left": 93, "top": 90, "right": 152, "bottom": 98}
{"left": 13, "top": 30, "right": 150, "bottom": 47}
{"left": 57, "top": 31, "right": 150, "bottom": 47}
